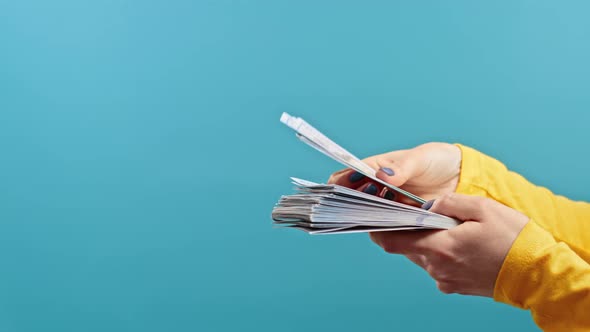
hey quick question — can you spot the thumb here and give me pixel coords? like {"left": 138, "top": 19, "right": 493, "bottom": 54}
{"left": 427, "top": 193, "right": 487, "bottom": 222}
{"left": 364, "top": 152, "right": 420, "bottom": 188}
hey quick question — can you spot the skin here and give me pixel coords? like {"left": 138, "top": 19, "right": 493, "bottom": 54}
{"left": 327, "top": 142, "right": 529, "bottom": 297}
{"left": 327, "top": 142, "right": 462, "bottom": 204}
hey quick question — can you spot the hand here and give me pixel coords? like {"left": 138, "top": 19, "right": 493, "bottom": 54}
{"left": 327, "top": 142, "right": 461, "bottom": 204}
{"left": 370, "top": 193, "right": 529, "bottom": 297}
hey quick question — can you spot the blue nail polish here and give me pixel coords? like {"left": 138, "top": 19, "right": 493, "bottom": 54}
{"left": 349, "top": 171, "right": 365, "bottom": 183}
{"left": 422, "top": 200, "right": 435, "bottom": 210}
{"left": 384, "top": 191, "right": 395, "bottom": 200}
{"left": 363, "top": 183, "right": 378, "bottom": 195}
{"left": 380, "top": 167, "right": 395, "bottom": 176}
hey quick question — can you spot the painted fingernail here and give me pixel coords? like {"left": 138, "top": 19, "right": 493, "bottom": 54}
{"left": 422, "top": 200, "right": 435, "bottom": 210}
{"left": 384, "top": 190, "right": 395, "bottom": 200}
{"left": 363, "top": 183, "right": 378, "bottom": 195}
{"left": 349, "top": 171, "right": 365, "bottom": 183}
{"left": 380, "top": 167, "right": 395, "bottom": 176}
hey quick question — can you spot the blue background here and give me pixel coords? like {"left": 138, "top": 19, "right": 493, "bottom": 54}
{"left": 1, "top": 1, "right": 589, "bottom": 331}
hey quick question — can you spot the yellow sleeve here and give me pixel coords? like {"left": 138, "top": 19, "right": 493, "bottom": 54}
{"left": 454, "top": 144, "right": 590, "bottom": 331}
{"left": 495, "top": 220, "right": 590, "bottom": 332}
{"left": 455, "top": 144, "right": 590, "bottom": 262}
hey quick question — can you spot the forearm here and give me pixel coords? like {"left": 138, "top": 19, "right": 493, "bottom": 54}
{"left": 455, "top": 144, "right": 590, "bottom": 261}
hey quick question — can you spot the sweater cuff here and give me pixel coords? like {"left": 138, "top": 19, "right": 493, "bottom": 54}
{"left": 454, "top": 144, "right": 488, "bottom": 196}
{"left": 493, "top": 220, "right": 557, "bottom": 308}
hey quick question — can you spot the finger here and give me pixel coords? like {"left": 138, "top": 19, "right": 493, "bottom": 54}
{"left": 427, "top": 193, "right": 487, "bottom": 222}
{"left": 364, "top": 152, "right": 424, "bottom": 206}
{"left": 377, "top": 188, "right": 421, "bottom": 206}
{"left": 406, "top": 254, "right": 427, "bottom": 268}
{"left": 357, "top": 182, "right": 381, "bottom": 196}
{"left": 362, "top": 153, "right": 420, "bottom": 188}
{"left": 369, "top": 229, "right": 448, "bottom": 254}
{"left": 396, "top": 195, "right": 423, "bottom": 207}
{"left": 327, "top": 168, "right": 367, "bottom": 187}
{"left": 327, "top": 168, "right": 349, "bottom": 184}
{"left": 378, "top": 188, "right": 396, "bottom": 201}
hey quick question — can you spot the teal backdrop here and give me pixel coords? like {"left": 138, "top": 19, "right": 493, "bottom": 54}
{"left": 1, "top": 1, "right": 589, "bottom": 331}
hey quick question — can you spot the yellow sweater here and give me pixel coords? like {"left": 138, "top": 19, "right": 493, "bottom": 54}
{"left": 455, "top": 145, "right": 590, "bottom": 332}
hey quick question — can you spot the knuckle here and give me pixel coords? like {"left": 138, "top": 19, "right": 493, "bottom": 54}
{"left": 425, "top": 263, "right": 446, "bottom": 281}
{"left": 477, "top": 198, "right": 496, "bottom": 216}
{"left": 444, "top": 193, "right": 457, "bottom": 200}
{"left": 436, "top": 193, "right": 455, "bottom": 207}
{"left": 407, "top": 254, "right": 426, "bottom": 267}
{"left": 436, "top": 281, "right": 456, "bottom": 295}
{"left": 361, "top": 156, "right": 380, "bottom": 170}
{"left": 327, "top": 168, "right": 350, "bottom": 184}
{"left": 376, "top": 156, "right": 395, "bottom": 168}
{"left": 327, "top": 175, "right": 336, "bottom": 184}
{"left": 438, "top": 237, "right": 457, "bottom": 257}
{"left": 445, "top": 238, "right": 460, "bottom": 256}
{"left": 445, "top": 192, "right": 457, "bottom": 199}
{"left": 475, "top": 196, "right": 490, "bottom": 207}
{"left": 431, "top": 247, "right": 454, "bottom": 262}
{"left": 381, "top": 238, "right": 403, "bottom": 254}
{"left": 425, "top": 264, "right": 436, "bottom": 276}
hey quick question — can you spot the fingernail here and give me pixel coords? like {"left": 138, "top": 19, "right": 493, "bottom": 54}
{"left": 384, "top": 190, "right": 395, "bottom": 200}
{"left": 349, "top": 171, "right": 365, "bottom": 183}
{"left": 363, "top": 183, "right": 378, "bottom": 195}
{"left": 422, "top": 200, "right": 435, "bottom": 210}
{"left": 380, "top": 167, "right": 395, "bottom": 176}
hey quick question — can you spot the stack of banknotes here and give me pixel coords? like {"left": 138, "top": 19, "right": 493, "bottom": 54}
{"left": 271, "top": 113, "right": 460, "bottom": 235}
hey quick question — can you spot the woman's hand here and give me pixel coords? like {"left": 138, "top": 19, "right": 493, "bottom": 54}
{"left": 370, "top": 193, "right": 529, "bottom": 297}
{"left": 327, "top": 142, "right": 462, "bottom": 204}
